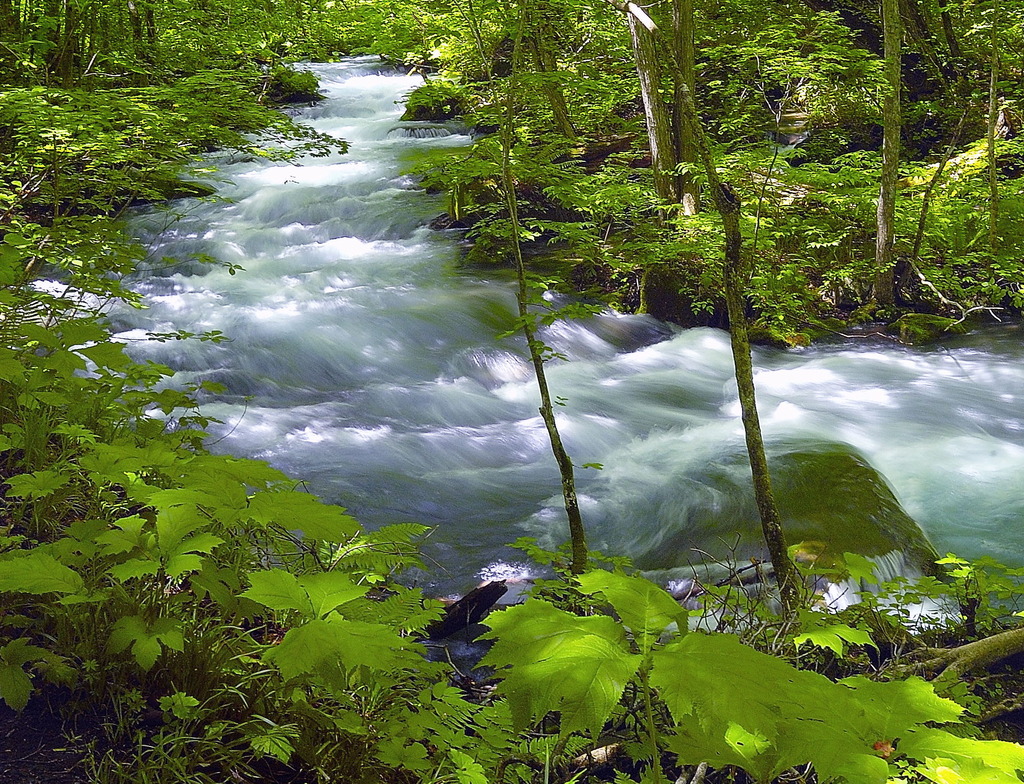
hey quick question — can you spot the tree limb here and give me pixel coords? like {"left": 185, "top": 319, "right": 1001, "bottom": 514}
{"left": 906, "top": 626, "right": 1024, "bottom": 680}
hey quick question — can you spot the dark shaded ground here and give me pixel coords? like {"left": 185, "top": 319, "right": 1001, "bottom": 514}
{"left": 0, "top": 701, "right": 88, "bottom": 784}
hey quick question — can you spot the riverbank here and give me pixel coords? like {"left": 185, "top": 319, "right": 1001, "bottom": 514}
{"left": 400, "top": 67, "right": 1023, "bottom": 348}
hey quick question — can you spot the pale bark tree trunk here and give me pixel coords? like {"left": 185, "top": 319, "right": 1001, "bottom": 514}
{"left": 628, "top": 13, "right": 680, "bottom": 206}
{"left": 874, "top": 0, "right": 902, "bottom": 306}
{"left": 605, "top": 0, "right": 800, "bottom": 614}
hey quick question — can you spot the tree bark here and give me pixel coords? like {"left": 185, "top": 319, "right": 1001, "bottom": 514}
{"left": 0, "top": 0, "right": 17, "bottom": 37}
{"left": 628, "top": 13, "right": 680, "bottom": 207}
{"left": 524, "top": 0, "right": 581, "bottom": 138}
{"left": 503, "top": 15, "right": 588, "bottom": 575}
{"left": 671, "top": 0, "right": 700, "bottom": 214}
{"left": 874, "top": 0, "right": 902, "bottom": 306}
{"left": 674, "top": 81, "right": 801, "bottom": 618}
{"left": 914, "top": 626, "right": 1024, "bottom": 680}
{"left": 604, "top": 0, "right": 800, "bottom": 615}
{"left": 986, "top": 0, "right": 1000, "bottom": 256}
{"left": 939, "top": 3, "right": 961, "bottom": 59}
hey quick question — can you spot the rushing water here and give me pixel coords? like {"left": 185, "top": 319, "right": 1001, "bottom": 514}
{"left": 115, "top": 58, "right": 1024, "bottom": 595}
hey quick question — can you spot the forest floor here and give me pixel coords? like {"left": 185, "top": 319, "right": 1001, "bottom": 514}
{"left": 0, "top": 702, "right": 88, "bottom": 783}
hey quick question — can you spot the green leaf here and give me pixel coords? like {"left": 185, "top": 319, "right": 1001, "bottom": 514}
{"left": 577, "top": 570, "right": 686, "bottom": 651}
{"left": 0, "top": 639, "right": 47, "bottom": 712}
{"left": 0, "top": 663, "right": 33, "bottom": 711}
{"left": 653, "top": 633, "right": 893, "bottom": 783}
{"left": 242, "top": 569, "right": 312, "bottom": 615}
{"left": 299, "top": 572, "right": 368, "bottom": 618}
{"left": 158, "top": 692, "right": 201, "bottom": 720}
{"left": 4, "top": 469, "right": 71, "bottom": 500}
{"left": 449, "top": 749, "right": 489, "bottom": 784}
{"left": 725, "top": 722, "right": 771, "bottom": 761}
{"left": 0, "top": 552, "right": 84, "bottom": 594}
{"left": 899, "top": 728, "right": 1024, "bottom": 778}
{"left": 108, "top": 557, "right": 161, "bottom": 582}
{"left": 481, "top": 599, "right": 628, "bottom": 668}
{"left": 247, "top": 725, "right": 297, "bottom": 763}
{"left": 246, "top": 490, "right": 360, "bottom": 543}
{"left": 108, "top": 616, "right": 184, "bottom": 671}
{"left": 96, "top": 516, "right": 151, "bottom": 555}
{"left": 77, "top": 340, "right": 133, "bottom": 371}
{"left": 843, "top": 552, "right": 882, "bottom": 585}
{"left": 838, "top": 676, "right": 964, "bottom": 737}
{"left": 264, "top": 618, "right": 422, "bottom": 690}
{"left": 165, "top": 553, "right": 204, "bottom": 578}
{"left": 794, "top": 623, "right": 876, "bottom": 656}
{"left": 480, "top": 600, "right": 640, "bottom": 735}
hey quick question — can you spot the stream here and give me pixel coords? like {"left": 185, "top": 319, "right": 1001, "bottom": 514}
{"left": 114, "top": 58, "right": 1024, "bottom": 595}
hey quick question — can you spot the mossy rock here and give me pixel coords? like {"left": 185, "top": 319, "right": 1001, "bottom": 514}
{"left": 638, "top": 261, "right": 724, "bottom": 328}
{"left": 266, "top": 66, "right": 323, "bottom": 104}
{"left": 582, "top": 441, "right": 938, "bottom": 577}
{"left": 770, "top": 447, "right": 938, "bottom": 571}
{"left": 400, "top": 81, "right": 470, "bottom": 123}
{"left": 890, "top": 313, "right": 966, "bottom": 345}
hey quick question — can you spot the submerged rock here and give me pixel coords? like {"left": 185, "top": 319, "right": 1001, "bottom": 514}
{"left": 573, "top": 441, "right": 938, "bottom": 580}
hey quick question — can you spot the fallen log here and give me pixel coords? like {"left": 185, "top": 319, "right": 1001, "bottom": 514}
{"left": 427, "top": 580, "right": 508, "bottom": 640}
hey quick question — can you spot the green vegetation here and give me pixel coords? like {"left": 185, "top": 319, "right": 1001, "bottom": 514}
{"left": 2, "top": 0, "right": 1024, "bottom": 781}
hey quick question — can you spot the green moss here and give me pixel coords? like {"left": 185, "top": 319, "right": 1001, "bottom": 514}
{"left": 890, "top": 312, "right": 967, "bottom": 345}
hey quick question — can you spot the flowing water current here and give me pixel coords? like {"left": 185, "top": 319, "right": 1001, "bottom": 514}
{"left": 115, "top": 58, "right": 1024, "bottom": 595}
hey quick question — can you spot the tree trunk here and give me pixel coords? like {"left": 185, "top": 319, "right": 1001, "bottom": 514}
{"left": 0, "top": 0, "right": 18, "bottom": 37}
{"left": 452, "top": 0, "right": 492, "bottom": 80}
{"left": 915, "top": 626, "right": 1024, "bottom": 680}
{"left": 144, "top": 0, "right": 157, "bottom": 50}
{"left": 628, "top": 13, "right": 680, "bottom": 206}
{"left": 504, "top": 15, "right": 588, "bottom": 575}
{"left": 986, "top": 0, "right": 1000, "bottom": 256}
{"left": 671, "top": 0, "right": 700, "bottom": 214}
{"left": 939, "top": 3, "right": 961, "bottom": 59}
{"left": 523, "top": 2, "right": 577, "bottom": 140}
{"left": 874, "top": 0, "right": 902, "bottom": 306}
{"left": 605, "top": 0, "right": 800, "bottom": 614}
{"left": 675, "top": 80, "right": 801, "bottom": 618}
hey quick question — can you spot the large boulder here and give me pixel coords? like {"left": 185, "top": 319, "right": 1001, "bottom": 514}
{"left": 546, "top": 440, "right": 938, "bottom": 580}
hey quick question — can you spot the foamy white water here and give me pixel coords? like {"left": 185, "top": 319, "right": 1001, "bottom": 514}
{"left": 115, "top": 58, "right": 1024, "bottom": 593}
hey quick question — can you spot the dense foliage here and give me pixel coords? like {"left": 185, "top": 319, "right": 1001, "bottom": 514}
{"left": 2, "top": 0, "right": 1024, "bottom": 781}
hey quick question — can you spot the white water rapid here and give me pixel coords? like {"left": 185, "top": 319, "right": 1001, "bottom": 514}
{"left": 115, "top": 58, "right": 1024, "bottom": 594}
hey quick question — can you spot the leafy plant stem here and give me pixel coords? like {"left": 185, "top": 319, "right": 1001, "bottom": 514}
{"left": 639, "top": 662, "right": 664, "bottom": 784}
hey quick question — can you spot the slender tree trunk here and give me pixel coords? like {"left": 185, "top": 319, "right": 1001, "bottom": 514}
{"left": 939, "top": 2, "right": 961, "bottom": 59}
{"left": 874, "top": 0, "right": 902, "bottom": 306}
{"left": 671, "top": 0, "right": 699, "bottom": 214}
{"left": 605, "top": 0, "right": 799, "bottom": 614}
{"left": 144, "top": 0, "right": 156, "bottom": 50}
{"left": 126, "top": 0, "right": 144, "bottom": 57}
{"left": 628, "top": 13, "right": 680, "bottom": 206}
{"left": 986, "top": 0, "right": 1000, "bottom": 256}
{"left": 452, "top": 0, "right": 492, "bottom": 80}
{"left": 910, "top": 109, "right": 967, "bottom": 263}
{"left": 503, "top": 15, "right": 588, "bottom": 575}
{"left": 675, "top": 80, "right": 801, "bottom": 618}
{"left": 523, "top": 0, "right": 577, "bottom": 139}
{"left": 0, "top": 0, "right": 17, "bottom": 37}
